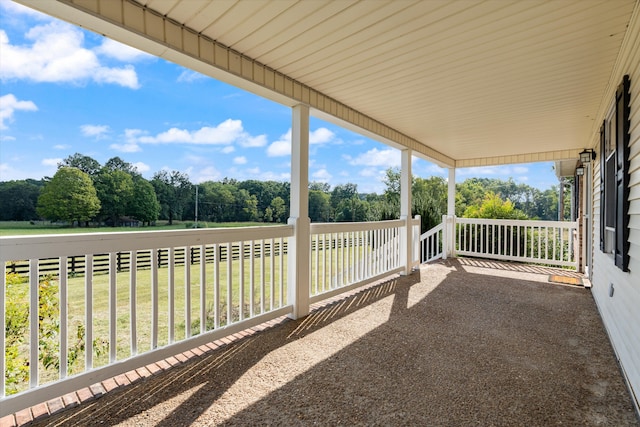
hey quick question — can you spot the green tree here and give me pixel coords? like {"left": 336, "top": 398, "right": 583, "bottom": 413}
{"left": 58, "top": 153, "right": 101, "bottom": 177}
{"left": 151, "top": 170, "right": 193, "bottom": 224}
{"left": 309, "top": 190, "right": 332, "bottom": 222}
{"left": 129, "top": 177, "right": 160, "bottom": 224}
{"left": 36, "top": 167, "right": 101, "bottom": 224}
{"left": 103, "top": 156, "right": 139, "bottom": 175}
{"left": 95, "top": 169, "right": 135, "bottom": 225}
{"left": 0, "top": 180, "right": 43, "bottom": 220}
{"left": 197, "top": 181, "right": 235, "bottom": 222}
{"left": 463, "top": 191, "right": 527, "bottom": 220}
{"left": 269, "top": 196, "right": 287, "bottom": 223}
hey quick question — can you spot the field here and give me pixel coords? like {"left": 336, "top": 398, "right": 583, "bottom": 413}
{"left": 0, "top": 221, "right": 273, "bottom": 236}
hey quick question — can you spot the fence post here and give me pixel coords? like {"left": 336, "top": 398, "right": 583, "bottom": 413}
{"left": 442, "top": 215, "right": 448, "bottom": 260}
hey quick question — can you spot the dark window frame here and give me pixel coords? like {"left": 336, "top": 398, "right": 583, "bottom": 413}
{"left": 599, "top": 75, "right": 631, "bottom": 272}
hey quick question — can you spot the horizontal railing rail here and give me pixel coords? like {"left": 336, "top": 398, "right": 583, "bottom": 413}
{"left": 455, "top": 218, "right": 578, "bottom": 268}
{"left": 0, "top": 225, "right": 294, "bottom": 415}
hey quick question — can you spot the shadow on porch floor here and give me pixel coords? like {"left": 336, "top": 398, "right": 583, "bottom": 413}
{"left": 27, "top": 259, "right": 640, "bottom": 426}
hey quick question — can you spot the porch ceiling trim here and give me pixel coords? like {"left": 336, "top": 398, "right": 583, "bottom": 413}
{"left": 455, "top": 149, "right": 582, "bottom": 169}
{"left": 19, "top": 0, "right": 455, "bottom": 167}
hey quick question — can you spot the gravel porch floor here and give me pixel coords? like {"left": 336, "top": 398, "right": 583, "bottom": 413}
{"left": 30, "top": 258, "right": 639, "bottom": 426}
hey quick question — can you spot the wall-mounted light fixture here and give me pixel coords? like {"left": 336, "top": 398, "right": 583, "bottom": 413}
{"left": 575, "top": 166, "right": 585, "bottom": 176}
{"left": 579, "top": 149, "right": 596, "bottom": 164}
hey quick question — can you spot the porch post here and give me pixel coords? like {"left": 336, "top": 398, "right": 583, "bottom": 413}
{"left": 287, "top": 104, "right": 310, "bottom": 319}
{"left": 447, "top": 168, "right": 456, "bottom": 258}
{"left": 400, "top": 149, "right": 413, "bottom": 275}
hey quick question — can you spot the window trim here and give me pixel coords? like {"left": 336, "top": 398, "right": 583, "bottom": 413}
{"left": 599, "top": 75, "right": 631, "bottom": 272}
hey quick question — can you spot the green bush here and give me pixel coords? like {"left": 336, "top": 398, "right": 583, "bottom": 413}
{"left": 4, "top": 273, "right": 106, "bottom": 395}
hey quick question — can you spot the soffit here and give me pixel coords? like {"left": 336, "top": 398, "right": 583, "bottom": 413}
{"left": 17, "top": 0, "right": 638, "bottom": 165}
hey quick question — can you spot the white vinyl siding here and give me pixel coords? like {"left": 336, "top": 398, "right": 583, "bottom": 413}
{"left": 591, "top": 6, "right": 640, "bottom": 412}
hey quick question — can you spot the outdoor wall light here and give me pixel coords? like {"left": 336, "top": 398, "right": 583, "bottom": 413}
{"left": 579, "top": 149, "right": 596, "bottom": 163}
{"left": 575, "top": 166, "right": 585, "bottom": 176}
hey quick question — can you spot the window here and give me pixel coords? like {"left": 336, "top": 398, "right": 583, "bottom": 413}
{"left": 599, "top": 75, "right": 631, "bottom": 272}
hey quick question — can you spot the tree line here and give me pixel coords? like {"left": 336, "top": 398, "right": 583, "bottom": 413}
{"left": 0, "top": 153, "right": 571, "bottom": 232}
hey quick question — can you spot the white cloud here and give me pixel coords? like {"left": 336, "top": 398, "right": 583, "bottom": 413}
{"left": 346, "top": 148, "right": 400, "bottom": 168}
{"left": 246, "top": 167, "right": 260, "bottom": 175}
{"left": 239, "top": 134, "right": 268, "bottom": 148}
{"left": 266, "top": 127, "right": 337, "bottom": 157}
{"left": 81, "top": 124, "right": 109, "bottom": 138}
{"left": 132, "top": 162, "right": 150, "bottom": 173}
{"left": 53, "top": 144, "right": 70, "bottom": 150}
{"left": 0, "top": 0, "right": 50, "bottom": 19}
{"left": 233, "top": 156, "right": 247, "bottom": 165}
{"left": 221, "top": 146, "right": 235, "bottom": 154}
{"left": 177, "top": 70, "right": 207, "bottom": 83}
{"left": 312, "top": 168, "right": 332, "bottom": 182}
{"left": 267, "top": 139, "right": 291, "bottom": 157}
{"left": 0, "top": 22, "right": 140, "bottom": 89}
{"left": 110, "top": 142, "right": 141, "bottom": 153}
{"left": 131, "top": 119, "right": 264, "bottom": 148}
{"left": 0, "top": 93, "right": 37, "bottom": 129}
{"left": 0, "top": 135, "right": 16, "bottom": 141}
{"left": 195, "top": 166, "right": 221, "bottom": 183}
{"left": 42, "top": 158, "right": 61, "bottom": 167}
{"left": 94, "top": 38, "right": 152, "bottom": 62}
{"left": 310, "top": 127, "right": 335, "bottom": 145}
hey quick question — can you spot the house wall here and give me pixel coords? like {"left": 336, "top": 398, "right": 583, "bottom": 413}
{"left": 591, "top": 4, "right": 640, "bottom": 411}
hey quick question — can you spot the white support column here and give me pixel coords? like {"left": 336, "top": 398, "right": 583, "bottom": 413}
{"left": 287, "top": 104, "right": 311, "bottom": 319}
{"left": 400, "top": 149, "right": 412, "bottom": 275}
{"left": 447, "top": 168, "right": 456, "bottom": 258}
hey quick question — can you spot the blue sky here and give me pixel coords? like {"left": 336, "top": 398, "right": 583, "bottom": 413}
{"left": 0, "top": 0, "right": 560, "bottom": 194}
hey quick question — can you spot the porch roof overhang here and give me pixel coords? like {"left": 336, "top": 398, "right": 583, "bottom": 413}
{"left": 15, "top": 0, "right": 639, "bottom": 169}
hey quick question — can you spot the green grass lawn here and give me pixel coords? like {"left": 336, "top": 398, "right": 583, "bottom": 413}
{"left": 0, "top": 221, "right": 274, "bottom": 236}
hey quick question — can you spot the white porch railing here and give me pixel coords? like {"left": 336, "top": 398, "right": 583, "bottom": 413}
{"left": 420, "top": 221, "right": 445, "bottom": 264}
{"left": 309, "top": 219, "right": 413, "bottom": 303}
{"left": 419, "top": 217, "right": 578, "bottom": 269}
{"left": 0, "top": 226, "right": 294, "bottom": 415}
{"left": 1, "top": 218, "right": 419, "bottom": 416}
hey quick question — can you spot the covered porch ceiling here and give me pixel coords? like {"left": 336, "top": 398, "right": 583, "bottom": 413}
{"left": 16, "top": 0, "right": 638, "bottom": 169}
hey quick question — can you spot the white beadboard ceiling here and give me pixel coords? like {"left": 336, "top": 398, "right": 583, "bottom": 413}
{"left": 15, "top": 0, "right": 638, "bottom": 167}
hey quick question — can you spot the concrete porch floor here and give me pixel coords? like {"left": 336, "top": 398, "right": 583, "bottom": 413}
{"left": 22, "top": 259, "right": 640, "bottom": 426}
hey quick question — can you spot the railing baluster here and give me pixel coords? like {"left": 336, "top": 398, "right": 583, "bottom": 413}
{"left": 85, "top": 254, "right": 93, "bottom": 369}
{"left": 260, "top": 241, "right": 265, "bottom": 314}
{"left": 29, "top": 259, "right": 38, "bottom": 388}
{"left": 184, "top": 247, "right": 191, "bottom": 338}
{"left": 168, "top": 248, "right": 175, "bottom": 344}
{"left": 227, "top": 242, "right": 233, "bottom": 325}
{"left": 130, "top": 251, "right": 137, "bottom": 354}
{"left": 200, "top": 245, "right": 207, "bottom": 333}
{"left": 239, "top": 241, "right": 245, "bottom": 321}
{"left": 151, "top": 249, "right": 158, "bottom": 350}
{"left": 279, "top": 237, "right": 284, "bottom": 308}
{"left": 60, "top": 256, "right": 68, "bottom": 379}
{"left": 270, "top": 239, "right": 275, "bottom": 309}
{"left": 109, "top": 252, "right": 117, "bottom": 362}
{"left": 214, "top": 244, "right": 220, "bottom": 329}
{"left": 250, "top": 241, "right": 255, "bottom": 317}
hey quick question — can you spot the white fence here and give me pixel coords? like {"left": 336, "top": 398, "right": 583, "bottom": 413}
{"left": 1, "top": 218, "right": 419, "bottom": 415}
{"left": 419, "top": 217, "right": 578, "bottom": 269}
